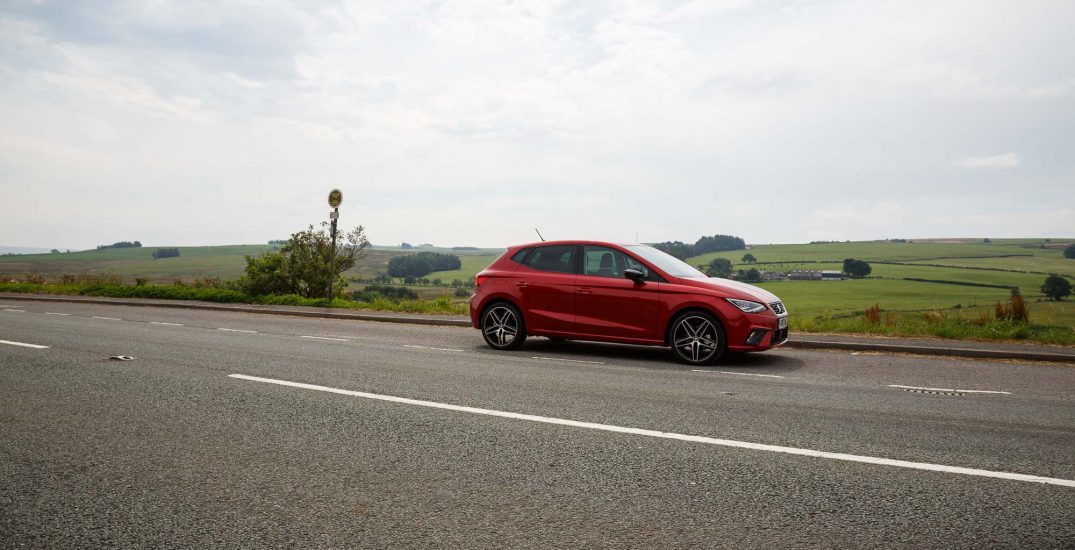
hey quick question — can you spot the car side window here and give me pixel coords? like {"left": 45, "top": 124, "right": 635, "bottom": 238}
{"left": 583, "top": 246, "right": 637, "bottom": 279}
{"left": 522, "top": 245, "right": 576, "bottom": 274}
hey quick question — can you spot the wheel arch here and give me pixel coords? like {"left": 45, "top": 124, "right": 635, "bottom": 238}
{"left": 664, "top": 305, "right": 726, "bottom": 347}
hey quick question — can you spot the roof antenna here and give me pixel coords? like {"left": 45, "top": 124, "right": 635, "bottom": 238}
{"left": 534, "top": 228, "right": 546, "bottom": 242}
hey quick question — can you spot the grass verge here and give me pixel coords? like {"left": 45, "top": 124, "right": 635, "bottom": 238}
{"left": 0, "top": 283, "right": 468, "bottom": 315}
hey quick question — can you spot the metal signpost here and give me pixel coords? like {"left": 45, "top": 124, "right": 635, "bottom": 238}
{"left": 327, "top": 189, "right": 342, "bottom": 302}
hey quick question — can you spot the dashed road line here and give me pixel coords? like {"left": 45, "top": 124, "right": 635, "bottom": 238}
{"left": 3, "top": 309, "right": 26, "bottom": 313}
{"left": 45, "top": 312, "right": 71, "bottom": 316}
{"left": 228, "top": 373, "right": 1075, "bottom": 488}
{"left": 0, "top": 339, "right": 50, "bottom": 349}
{"left": 301, "top": 335, "right": 349, "bottom": 342}
{"left": 218, "top": 328, "right": 258, "bottom": 334}
{"left": 532, "top": 356, "right": 605, "bottom": 364}
{"left": 888, "top": 384, "right": 1011, "bottom": 395}
{"left": 692, "top": 370, "right": 786, "bottom": 379}
{"left": 403, "top": 344, "right": 464, "bottom": 352}
{"left": 92, "top": 316, "right": 121, "bottom": 321}
{"left": 150, "top": 321, "right": 184, "bottom": 326}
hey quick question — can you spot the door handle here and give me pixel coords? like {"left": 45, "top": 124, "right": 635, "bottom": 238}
{"left": 577, "top": 287, "right": 594, "bottom": 294}
{"left": 515, "top": 281, "right": 529, "bottom": 287}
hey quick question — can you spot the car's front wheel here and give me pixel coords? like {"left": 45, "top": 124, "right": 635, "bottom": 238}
{"left": 669, "top": 311, "right": 725, "bottom": 365}
{"left": 481, "top": 302, "right": 527, "bottom": 350}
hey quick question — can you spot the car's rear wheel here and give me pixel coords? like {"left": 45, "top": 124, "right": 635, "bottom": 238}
{"left": 669, "top": 311, "right": 725, "bottom": 365}
{"left": 481, "top": 302, "right": 527, "bottom": 350}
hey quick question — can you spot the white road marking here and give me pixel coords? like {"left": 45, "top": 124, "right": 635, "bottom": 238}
{"left": 889, "top": 384, "right": 1011, "bottom": 395}
{"left": 301, "top": 335, "right": 349, "bottom": 342}
{"left": 228, "top": 373, "right": 1075, "bottom": 488}
{"left": 532, "top": 356, "right": 604, "bottom": 364}
{"left": 692, "top": 370, "right": 786, "bottom": 379}
{"left": 92, "top": 316, "right": 121, "bottom": 321}
{"left": 403, "top": 344, "right": 463, "bottom": 352}
{"left": 218, "top": 328, "right": 257, "bottom": 334}
{"left": 0, "top": 339, "right": 50, "bottom": 349}
{"left": 45, "top": 312, "right": 71, "bottom": 316}
{"left": 3, "top": 309, "right": 26, "bottom": 313}
{"left": 150, "top": 321, "right": 184, "bottom": 326}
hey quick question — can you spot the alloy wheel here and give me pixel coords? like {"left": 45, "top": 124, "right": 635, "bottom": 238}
{"left": 672, "top": 315, "right": 722, "bottom": 364}
{"left": 482, "top": 305, "right": 523, "bottom": 349}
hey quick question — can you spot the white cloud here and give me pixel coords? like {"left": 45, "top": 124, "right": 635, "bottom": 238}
{"left": 951, "top": 153, "right": 1021, "bottom": 169}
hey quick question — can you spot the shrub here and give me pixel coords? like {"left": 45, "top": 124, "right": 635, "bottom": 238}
{"left": 352, "top": 285, "right": 419, "bottom": 303}
{"left": 1064, "top": 243, "right": 1075, "bottom": 259}
{"left": 454, "top": 287, "right": 470, "bottom": 298}
{"left": 921, "top": 310, "right": 947, "bottom": 323}
{"left": 864, "top": 304, "right": 881, "bottom": 325}
{"left": 995, "top": 295, "right": 1030, "bottom": 323}
{"left": 134, "top": 277, "right": 147, "bottom": 287}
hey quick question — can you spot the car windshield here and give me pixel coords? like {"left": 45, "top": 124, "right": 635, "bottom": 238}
{"left": 624, "top": 244, "right": 707, "bottom": 279}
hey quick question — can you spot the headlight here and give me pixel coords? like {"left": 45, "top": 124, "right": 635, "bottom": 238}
{"left": 726, "top": 298, "right": 767, "bottom": 313}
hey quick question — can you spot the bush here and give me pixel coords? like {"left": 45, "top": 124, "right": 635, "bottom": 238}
{"left": 864, "top": 304, "right": 881, "bottom": 325}
{"left": 152, "top": 247, "right": 180, "bottom": 259}
{"left": 705, "top": 258, "right": 733, "bottom": 278}
{"left": 240, "top": 223, "right": 370, "bottom": 298}
{"left": 454, "top": 287, "right": 470, "bottom": 298}
{"left": 21, "top": 272, "right": 46, "bottom": 284}
{"left": 995, "top": 295, "right": 1030, "bottom": 323}
{"left": 1063, "top": 243, "right": 1075, "bottom": 259}
{"left": 352, "top": 285, "right": 419, "bottom": 303}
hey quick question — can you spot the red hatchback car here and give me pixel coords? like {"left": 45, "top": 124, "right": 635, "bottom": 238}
{"left": 470, "top": 240, "right": 788, "bottom": 365}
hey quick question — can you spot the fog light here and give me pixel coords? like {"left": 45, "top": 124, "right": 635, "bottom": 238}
{"left": 745, "top": 329, "right": 768, "bottom": 346}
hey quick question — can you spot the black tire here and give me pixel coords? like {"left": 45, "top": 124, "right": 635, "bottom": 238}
{"left": 481, "top": 302, "right": 527, "bottom": 350}
{"left": 668, "top": 311, "right": 725, "bottom": 365}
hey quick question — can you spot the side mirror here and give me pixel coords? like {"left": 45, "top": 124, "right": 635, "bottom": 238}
{"left": 624, "top": 268, "right": 646, "bottom": 283}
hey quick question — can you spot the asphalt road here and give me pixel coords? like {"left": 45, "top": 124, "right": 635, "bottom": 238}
{"left": 1, "top": 299, "right": 1073, "bottom": 548}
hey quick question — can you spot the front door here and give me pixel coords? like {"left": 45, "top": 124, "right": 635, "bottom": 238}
{"left": 574, "top": 245, "right": 661, "bottom": 341}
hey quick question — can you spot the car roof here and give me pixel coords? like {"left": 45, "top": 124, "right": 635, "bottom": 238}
{"left": 509, "top": 240, "right": 644, "bottom": 249}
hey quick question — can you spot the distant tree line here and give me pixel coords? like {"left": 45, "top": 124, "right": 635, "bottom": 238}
{"left": 387, "top": 252, "right": 461, "bottom": 278}
{"left": 152, "top": 248, "right": 180, "bottom": 259}
{"left": 652, "top": 234, "right": 746, "bottom": 260}
{"left": 97, "top": 241, "right": 142, "bottom": 250}
{"left": 267, "top": 240, "right": 288, "bottom": 245}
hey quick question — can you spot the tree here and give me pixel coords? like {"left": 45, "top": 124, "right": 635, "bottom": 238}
{"left": 652, "top": 241, "right": 694, "bottom": 260}
{"left": 742, "top": 268, "right": 762, "bottom": 283}
{"left": 741, "top": 253, "right": 757, "bottom": 264}
{"left": 693, "top": 234, "right": 746, "bottom": 254}
{"left": 705, "top": 258, "right": 733, "bottom": 278}
{"left": 1041, "top": 275, "right": 1072, "bottom": 301}
{"left": 842, "top": 258, "right": 872, "bottom": 278}
{"left": 1064, "top": 243, "right": 1075, "bottom": 259}
{"left": 387, "top": 252, "right": 461, "bottom": 278}
{"left": 239, "top": 223, "right": 370, "bottom": 298}
{"left": 400, "top": 242, "right": 413, "bottom": 250}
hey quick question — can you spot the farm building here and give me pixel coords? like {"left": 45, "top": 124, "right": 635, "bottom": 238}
{"left": 788, "top": 270, "right": 844, "bottom": 281}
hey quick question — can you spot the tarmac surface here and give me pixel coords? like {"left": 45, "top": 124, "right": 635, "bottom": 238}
{"left": 1, "top": 298, "right": 1073, "bottom": 547}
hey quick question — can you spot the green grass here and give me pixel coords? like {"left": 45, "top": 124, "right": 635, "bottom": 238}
{"left": 0, "top": 282, "right": 466, "bottom": 315}
{"left": 426, "top": 254, "right": 500, "bottom": 282}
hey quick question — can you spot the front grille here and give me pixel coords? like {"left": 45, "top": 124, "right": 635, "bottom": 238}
{"left": 769, "top": 301, "right": 786, "bottom": 315}
{"left": 771, "top": 328, "right": 788, "bottom": 345}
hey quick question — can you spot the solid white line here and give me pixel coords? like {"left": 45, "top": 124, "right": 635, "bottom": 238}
{"left": 0, "top": 339, "right": 50, "bottom": 349}
{"left": 403, "top": 344, "right": 464, "bottom": 352}
{"left": 691, "top": 370, "right": 786, "bottom": 379}
{"left": 218, "top": 328, "right": 257, "bottom": 334}
{"left": 45, "top": 312, "right": 71, "bottom": 316}
{"left": 150, "top": 321, "right": 184, "bottom": 326}
{"left": 92, "top": 316, "right": 121, "bottom": 321}
{"left": 3, "top": 309, "right": 25, "bottom": 313}
{"left": 227, "top": 373, "right": 1074, "bottom": 488}
{"left": 301, "top": 335, "right": 349, "bottom": 342}
{"left": 889, "top": 384, "right": 1011, "bottom": 395}
{"left": 532, "top": 356, "right": 604, "bottom": 364}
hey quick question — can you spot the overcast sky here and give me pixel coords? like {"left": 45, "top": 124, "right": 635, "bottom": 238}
{"left": 1, "top": 0, "right": 1073, "bottom": 250}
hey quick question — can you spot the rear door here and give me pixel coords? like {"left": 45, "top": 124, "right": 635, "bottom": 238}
{"left": 573, "top": 245, "right": 661, "bottom": 341}
{"left": 512, "top": 245, "right": 578, "bottom": 333}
